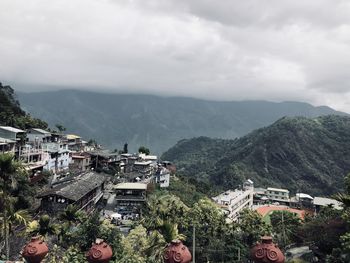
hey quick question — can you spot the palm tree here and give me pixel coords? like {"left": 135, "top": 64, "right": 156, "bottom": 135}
{"left": 26, "top": 214, "right": 59, "bottom": 237}
{"left": 0, "top": 153, "right": 30, "bottom": 259}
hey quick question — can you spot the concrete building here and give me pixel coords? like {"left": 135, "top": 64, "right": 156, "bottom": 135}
{"left": 0, "top": 126, "right": 25, "bottom": 141}
{"left": 26, "top": 128, "right": 51, "bottom": 145}
{"left": 70, "top": 152, "right": 91, "bottom": 172}
{"left": 212, "top": 180, "right": 254, "bottom": 221}
{"left": 266, "top": 187, "right": 290, "bottom": 203}
{"left": 113, "top": 183, "right": 148, "bottom": 214}
{"left": 0, "top": 137, "right": 16, "bottom": 153}
{"left": 42, "top": 142, "right": 71, "bottom": 173}
{"left": 155, "top": 166, "right": 170, "bottom": 188}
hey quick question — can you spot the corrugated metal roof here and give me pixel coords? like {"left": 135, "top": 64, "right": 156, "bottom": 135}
{"left": 114, "top": 182, "right": 148, "bottom": 190}
{"left": 267, "top": 187, "right": 289, "bottom": 193}
{"left": 313, "top": 197, "right": 342, "bottom": 210}
{"left": 0, "top": 137, "right": 16, "bottom": 144}
{"left": 30, "top": 128, "right": 51, "bottom": 135}
{"left": 0, "top": 126, "right": 25, "bottom": 133}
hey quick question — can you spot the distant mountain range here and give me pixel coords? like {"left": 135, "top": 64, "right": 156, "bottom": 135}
{"left": 161, "top": 115, "right": 350, "bottom": 196}
{"left": 18, "top": 89, "right": 347, "bottom": 154}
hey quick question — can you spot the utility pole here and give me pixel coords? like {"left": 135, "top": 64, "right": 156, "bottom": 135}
{"left": 282, "top": 210, "right": 286, "bottom": 247}
{"left": 192, "top": 225, "right": 196, "bottom": 263}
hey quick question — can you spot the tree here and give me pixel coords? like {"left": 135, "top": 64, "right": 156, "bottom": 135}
{"left": 55, "top": 124, "right": 66, "bottom": 133}
{"left": 238, "top": 209, "right": 271, "bottom": 246}
{"left": 270, "top": 210, "right": 302, "bottom": 247}
{"left": 123, "top": 143, "right": 128, "bottom": 154}
{"left": 26, "top": 214, "right": 59, "bottom": 237}
{"left": 0, "top": 153, "right": 30, "bottom": 259}
{"left": 138, "top": 146, "right": 150, "bottom": 155}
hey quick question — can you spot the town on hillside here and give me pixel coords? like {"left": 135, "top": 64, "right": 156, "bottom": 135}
{"left": 1, "top": 124, "right": 348, "bottom": 263}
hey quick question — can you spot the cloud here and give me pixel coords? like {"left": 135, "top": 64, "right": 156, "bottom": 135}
{"left": 0, "top": 0, "right": 350, "bottom": 112}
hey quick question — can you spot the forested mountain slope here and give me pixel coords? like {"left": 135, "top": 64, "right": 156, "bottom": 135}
{"left": 162, "top": 115, "right": 350, "bottom": 196}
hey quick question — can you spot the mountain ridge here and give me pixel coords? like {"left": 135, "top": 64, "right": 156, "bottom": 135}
{"left": 18, "top": 89, "right": 347, "bottom": 154}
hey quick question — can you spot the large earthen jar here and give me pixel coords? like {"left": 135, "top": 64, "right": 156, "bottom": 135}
{"left": 250, "top": 236, "right": 285, "bottom": 263}
{"left": 164, "top": 240, "right": 192, "bottom": 263}
{"left": 22, "top": 236, "right": 49, "bottom": 263}
{"left": 86, "top": 239, "right": 113, "bottom": 263}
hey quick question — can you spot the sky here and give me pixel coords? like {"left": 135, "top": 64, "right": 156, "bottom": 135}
{"left": 1, "top": 0, "right": 350, "bottom": 112}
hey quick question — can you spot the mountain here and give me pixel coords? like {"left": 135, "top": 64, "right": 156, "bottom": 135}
{"left": 0, "top": 83, "right": 48, "bottom": 129}
{"left": 161, "top": 115, "right": 350, "bottom": 196}
{"left": 18, "top": 89, "right": 346, "bottom": 154}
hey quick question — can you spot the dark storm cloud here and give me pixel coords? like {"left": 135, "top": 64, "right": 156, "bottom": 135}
{"left": 0, "top": 0, "right": 350, "bottom": 112}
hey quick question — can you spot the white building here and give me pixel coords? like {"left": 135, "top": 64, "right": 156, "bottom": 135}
{"left": 212, "top": 180, "right": 254, "bottom": 222}
{"left": 266, "top": 187, "right": 290, "bottom": 203}
{"left": 155, "top": 167, "right": 170, "bottom": 188}
{"left": 313, "top": 197, "right": 343, "bottom": 212}
{"left": 42, "top": 142, "right": 71, "bottom": 173}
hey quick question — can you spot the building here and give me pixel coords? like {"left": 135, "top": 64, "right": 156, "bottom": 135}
{"left": 113, "top": 182, "right": 148, "bottom": 216}
{"left": 313, "top": 197, "right": 343, "bottom": 212}
{"left": 37, "top": 172, "right": 106, "bottom": 214}
{"left": 26, "top": 128, "right": 52, "bottom": 145}
{"left": 290, "top": 193, "right": 314, "bottom": 209}
{"left": 0, "top": 137, "right": 16, "bottom": 153}
{"left": 212, "top": 180, "right": 254, "bottom": 221}
{"left": 0, "top": 126, "right": 25, "bottom": 141}
{"left": 42, "top": 142, "right": 71, "bottom": 173}
{"left": 155, "top": 166, "right": 170, "bottom": 188}
{"left": 133, "top": 160, "right": 155, "bottom": 177}
{"left": 70, "top": 152, "right": 91, "bottom": 172}
{"left": 266, "top": 187, "right": 290, "bottom": 204}
{"left": 66, "top": 134, "right": 86, "bottom": 152}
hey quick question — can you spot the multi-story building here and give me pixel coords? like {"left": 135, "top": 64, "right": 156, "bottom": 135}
{"left": 113, "top": 182, "right": 147, "bottom": 215}
{"left": 266, "top": 187, "right": 290, "bottom": 203}
{"left": 42, "top": 142, "right": 71, "bottom": 173}
{"left": 0, "top": 137, "right": 16, "bottom": 153}
{"left": 212, "top": 180, "right": 254, "bottom": 222}
{"left": 26, "top": 128, "right": 52, "bottom": 145}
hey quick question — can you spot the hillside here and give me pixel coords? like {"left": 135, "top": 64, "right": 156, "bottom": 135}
{"left": 161, "top": 115, "right": 350, "bottom": 196}
{"left": 0, "top": 83, "right": 48, "bottom": 129}
{"left": 18, "top": 89, "right": 346, "bottom": 154}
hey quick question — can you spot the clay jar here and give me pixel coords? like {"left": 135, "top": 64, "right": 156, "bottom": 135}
{"left": 86, "top": 239, "right": 113, "bottom": 263}
{"left": 22, "top": 236, "right": 49, "bottom": 263}
{"left": 251, "top": 236, "right": 285, "bottom": 263}
{"left": 164, "top": 240, "right": 192, "bottom": 263}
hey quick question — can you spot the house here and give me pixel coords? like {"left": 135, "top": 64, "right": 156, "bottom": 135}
{"left": 37, "top": 172, "right": 106, "bottom": 214}
{"left": 0, "top": 126, "right": 25, "bottom": 141}
{"left": 113, "top": 182, "right": 148, "bottom": 215}
{"left": 89, "top": 150, "right": 120, "bottom": 171}
{"left": 313, "top": 197, "right": 343, "bottom": 212}
{"left": 266, "top": 187, "right": 290, "bottom": 204}
{"left": 42, "top": 142, "right": 71, "bottom": 173}
{"left": 66, "top": 134, "right": 86, "bottom": 152}
{"left": 290, "top": 193, "right": 314, "bottom": 209}
{"left": 155, "top": 166, "right": 170, "bottom": 188}
{"left": 26, "top": 128, "right": 52, "bottom": 145}
{"left": 18, "top": 144, "right": 48, "bottom": 180}
{"left": 70, "top": 152, "right": 91, "bottom": 172}
{"left": 133, "top": 160, "right": 155, "bottom": 177}
{"left": 212, "top": 180, "right": 254, "bottom": 222}
{"left": 0, "top": 137, "right": 16, "bottom": 153}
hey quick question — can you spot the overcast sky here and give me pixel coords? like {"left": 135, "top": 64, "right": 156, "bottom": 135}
{"left": 1, "top": 0, "right": 350, "bottom": 112}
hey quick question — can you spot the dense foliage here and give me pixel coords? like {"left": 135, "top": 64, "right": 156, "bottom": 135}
{"left": 162, "top": 115, "right": 350, "bottom": 195}
{"left": 0, "top": 83, "right": 48, "bottom": 129}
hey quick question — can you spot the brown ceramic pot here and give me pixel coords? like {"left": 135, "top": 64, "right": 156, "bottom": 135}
{"left": 86, "top": 239, "right": 113, "bottom": 263}
{"left": 250, "top": 236, "right": 285, "bottom": 263}
{"left": 164, "top": 240, "right": 192, "bottom": 263}
{"left": 22, "top": 236, "right": 49, "bottom": 263}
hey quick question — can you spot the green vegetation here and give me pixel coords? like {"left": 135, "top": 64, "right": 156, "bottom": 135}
{"left": 162, "top": 115, "right": 350, "bottom": 195}
{"left": 138, "top": 146, "right": 150, "bottom": 155}
{"left": 0, "top": 83, "right": 48, "bottom": 129}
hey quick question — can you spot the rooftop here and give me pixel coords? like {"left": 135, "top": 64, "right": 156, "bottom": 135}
{"left": 0, "top": 137, "right": 16, "bottom": 145}
{"left": 114, "top": 182, "right": 148, "bottom": 190}
{"left": 213, "top": 188, "right": 252, "bottom": 203}
{"left": 38, "top": 172, "right": 106, "bottom": 201}
{"left": 267, "top": 187, "right": 289, "bottom": 193}
{"left": 313, "top": 197, "right": 343, "bottom": 210}
{"left": 66, "top": 134, "right": 81, "bottom": 140}
{"left": 0, "top": 126, "right": 25, "bottom": 133}
{"left": 29, "top": 128, "right": 51, "bottom": 135}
